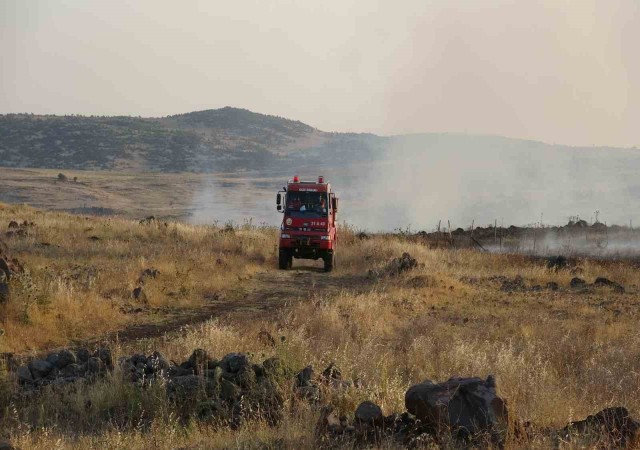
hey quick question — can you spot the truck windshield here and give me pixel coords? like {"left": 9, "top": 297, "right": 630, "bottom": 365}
{"left": 286, "top": 191, "right": 328, "bottom": 218}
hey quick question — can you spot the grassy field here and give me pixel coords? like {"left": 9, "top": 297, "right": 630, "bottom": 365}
{"left": 1, "top": 202, "right": 639, "bottom": 448}
{"left": 0, "top": 167, "right": 282, "bottom": 223}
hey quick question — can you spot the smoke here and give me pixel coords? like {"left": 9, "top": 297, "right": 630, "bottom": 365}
{"left": 188, "top": 136, "right": 640, "bottom": 235}
{"left": 343, "top": 135, "right": 640, "bottom": 232}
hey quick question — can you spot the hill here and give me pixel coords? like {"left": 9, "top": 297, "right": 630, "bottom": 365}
{"left": 0, "top": 108, "right": 383, "bottom": 172}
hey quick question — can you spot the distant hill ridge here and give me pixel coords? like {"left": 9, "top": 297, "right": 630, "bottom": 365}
{"left": 0, "top": 107, "right": 635, "bottom": 172}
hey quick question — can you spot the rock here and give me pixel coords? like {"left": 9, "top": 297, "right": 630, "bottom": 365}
{"left": 60, "top": 363, "right": 80, "bottom": 378}
{"left": 95, "top": 347, "right": 113, "bottom": 368}
{"left": 86, "top": 357, "right": 104, "bottom": 375}
{"left": 138, "top": 268, "right": 160, "bottom": 283}
{"left": 570, "top": 277, "right": 586, "bottom": 288}
{"left": 189, "top": 348, "right": 209, "bottom": 374}
{"left": 132, "top": 286, "right": 147, "bottom": 303}
{"left": 405, "top": 376, "right": 508, "bottom": 442}
{"left": 77, "top": 348, "right": 90, "bottom": 362}
{"left": 56, "top": 349, "right": 77, "bottom": 368}
{"left": 322, "top": 363, "right": 342, "bottom": 381}
{"left": 296, "top": 384, "right": 320, "bottom": 401}
{"left": 46, "top": 353, "right": 60, "bottom": 368}
{"left": 296, "top": 365, "right": 314, "bottom": 386}
{"left": 386, "top": 252, "right": 418, "bottom": 275}
{"left": 169, "top": 375, "right": 205, "bottom": 401}
{"left": 594, "top": 277, "right": 625, "bottom": 293}
{"left": 17, "top": 365, "right": 33, "bottom": 384}
{"left": 28, "top": 359, "right": 53, "bottom": 379}
{"left": 561, "top": 406, "right": 639, "bottom": 447}
{"left": 547, "top": 255, "right": 568, "bottom": 270}
{"left": 262, "top": 357, "right": 286, "bottom": 379}
{"left": 0, "top": 279, "right": 9, "bottom": 304}
{"left": 0, "top": 439, "right": 19, "bottom": 450}
{"left": 220, "top": 352, "right": 250, "bottom": 374}
{"left": 148, "top": 351, "right": 170, "bottom": 373}
{"left": 354, "top": 401, "right": 383, "bottom": 426}
{"left": 0, "top": 258, "right": 11, "bottom": 280}
{"left": 220, "top": 379, "right": 241, "bottom": 401}
{"left": 546, "top": 281, "right": 559, "bottom": 291}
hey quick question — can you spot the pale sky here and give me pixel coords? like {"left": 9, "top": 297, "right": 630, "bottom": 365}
{"left": 2, "top": 0, "right": 639, "bottom": 147}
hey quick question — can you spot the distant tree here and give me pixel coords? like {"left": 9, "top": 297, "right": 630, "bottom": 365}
{"left": 73, "top": 176, "right": 78, "bottom": 183}
{"left": 57, "top": 173, "right": 68, "bottom": 182}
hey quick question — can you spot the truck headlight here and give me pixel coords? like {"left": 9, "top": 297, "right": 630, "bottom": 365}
{"left": 280, "top": 233, "right": 291, "bottom": 239}
{"left": 320, "top": 235, "right": 331, "bottom": 240}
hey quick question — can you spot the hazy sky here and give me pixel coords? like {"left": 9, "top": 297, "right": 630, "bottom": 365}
{"left": 2, "top": 0, "right": 639, "bottom": 146}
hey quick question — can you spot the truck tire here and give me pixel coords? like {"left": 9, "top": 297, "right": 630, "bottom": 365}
{"left": 278, "top": 250, "right": 292, "bottom": 270}
{"left": 323, "top": 252, "right": 334, "bottom": 272}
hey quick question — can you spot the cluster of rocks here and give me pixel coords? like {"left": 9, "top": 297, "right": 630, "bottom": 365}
{"left": 16, "top": 348, "right": 113, "bottom": 386}
{"left": 6, "top": 220, "right": 35, "bottom": 238}
{"left": 570, "top": 276, "right": 625, "bottom": 293}
{"left": 321, "top": 376, "right": 639, "bottom": 448}
{"left": 320, "top": 376, "right": 508, "bottom": 447}
{"left": 369, "top": 252, "right": 419, "bottom": 279}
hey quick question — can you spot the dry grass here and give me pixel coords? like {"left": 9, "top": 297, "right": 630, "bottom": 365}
{"left": 2, "top": 204, "right": 640, "bottom": 448}
{"left": 0, "top": 202, "right": 274, "bottom": 353}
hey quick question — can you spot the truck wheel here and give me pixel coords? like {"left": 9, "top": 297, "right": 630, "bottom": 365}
{"left": 323, "top": 252, "right": 334, "bottom": 272}
{"left": 279, "top": 250, "right": 292, "bottom": 270}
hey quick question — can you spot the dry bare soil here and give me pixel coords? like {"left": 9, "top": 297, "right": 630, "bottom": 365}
{"left": 1, "top": 202, "right": 639, "bottom": 449}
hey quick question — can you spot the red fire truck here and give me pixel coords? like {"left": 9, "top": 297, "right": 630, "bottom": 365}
{"left": 276, "top": 175, "right": 339, "bottom": 271}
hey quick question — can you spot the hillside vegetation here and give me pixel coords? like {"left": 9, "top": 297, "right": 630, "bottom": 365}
{"left": 4, "top": 107, "right": 636, "bottom": 175}
{"left": 1, "top": 203, "right": 639, "bottom": 448}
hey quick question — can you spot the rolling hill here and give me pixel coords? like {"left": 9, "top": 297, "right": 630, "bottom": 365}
{"left": 0, "top": 107, "right": 382, "bottom": 172}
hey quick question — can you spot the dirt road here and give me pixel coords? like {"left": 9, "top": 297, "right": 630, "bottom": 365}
{"left": 86, "top": 262, "right": 371, "bottom": 347}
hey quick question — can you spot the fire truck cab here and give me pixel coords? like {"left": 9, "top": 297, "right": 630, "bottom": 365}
{"left": 276, "top": 175, "right": 338, "bottom": 272}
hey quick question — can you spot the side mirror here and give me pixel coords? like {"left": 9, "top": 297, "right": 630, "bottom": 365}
{"left": 276, "top": 193, "right": 282, "bottom": 212}
{"left": 332, "top": 197, "right": 338, "bottom": 213}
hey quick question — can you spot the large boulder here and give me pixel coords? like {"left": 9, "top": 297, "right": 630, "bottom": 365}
{"left": 405, "top": 376, "right": 508, "bottom": 442}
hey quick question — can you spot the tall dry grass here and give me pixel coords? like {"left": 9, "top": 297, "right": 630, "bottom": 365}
{"left": 1, "top": 205, "right": 639, "bottom": 448}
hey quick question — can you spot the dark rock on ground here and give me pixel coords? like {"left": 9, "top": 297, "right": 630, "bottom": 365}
{"left": 296, "top": 365, "right": 314, "bottom": 387}
{"left": 28, "top": 359, "right": 53, "bottom": 379}
{"left": 186, "top": 349, "right": 211, "bottom": 375}
{"left": 0, "top": 279, "right": 9, "bottom": 304}
{"left": 77, "top": 348, "right": 90, "bottom": 362}
{"left": 17, "top": 365, "right": 33, "bottom": 384}
{"left": 322, "top": 363, "right": 342, "bottom": 381}
{"left": 132, "top": 286, "right": 148, "bottom": 303}
{"left": 570, "top": 277, "right": 586, "bottom": 288}
{"left": 221, "top": 352, "right": 250, "bottom": 374}
{"left": 86, "top": 357, "right": 105, "bottom": 375}
{"left": 354, "top": 401, "right": 383, "bottom": 426}
{"left": 546, "top": 281, "right": 559, "bottom": 291}
{"left": 560, "top": 406, "right": 639, "bottom": 447}
{"left": 389, "top": 252, "right": 418, "bottom": 275}
{"left": 57, "top": 349, "right": 77, "bottom": 368}
{"left": 405, "top": 375, "right": 508, "bottom": 443}
{"left": 594, "top": 277, "right": 625, "bottom": 293}
{"left": 547, "top": 255, "right": 568, "bottom": 270}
